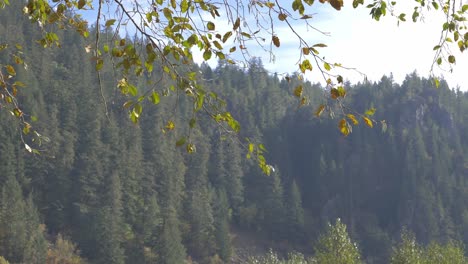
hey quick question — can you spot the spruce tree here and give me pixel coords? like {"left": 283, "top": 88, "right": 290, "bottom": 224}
{"left": 0, "top": 176, "right": 47, "bottom": 263}
{"left": 285, "top": 180, "right": 305, "bottom": 243}
{"left": 184, "top": 133, "right": 216, "bottom": 261}
{"left": 213, "top": 189, "right": 232, "bottom": 262}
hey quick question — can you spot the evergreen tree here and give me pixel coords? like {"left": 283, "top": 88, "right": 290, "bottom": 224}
{"left": 157, "top": 212, "right": 187, "bottom": 264}
{"left": 285, "top": 180, "right": 305, "bottom": 243}
{"left": 213, "top": 189, "right": 232, "bottom": 262}
{"left": 0, "top": 175, "right": 47, "bottom": 263}
{"left": 184, "top": 133, "right": 216, "bottom": 261}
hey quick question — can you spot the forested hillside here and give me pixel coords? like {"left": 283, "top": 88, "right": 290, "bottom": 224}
{"left": 1, "top": 2, "right": 468, "bottom": 263}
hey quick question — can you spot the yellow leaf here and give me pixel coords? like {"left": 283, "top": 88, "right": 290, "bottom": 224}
{"left": 186, "top": 143, "right": 196, "bottom": 153}
{"left": 165, "top": 120, "right": 175, "bottom": 131}
{"left": 5, "top": 65, "right": 16, "bottom": 76}
{"left": 294, "top": 85, "right": 303, "bottom": 97}
{"left": 315, "top": 104, "right": 326, "bottom": 117}
{"left": 248, "top": 143, "right": 254, "bottom": 153}
{"left": 339, "top": 118, "right": 350, "bottom": 136}
{"left": 347, "top": 114, "right": 359, "bottom": 125}
{"left": 363, "top": 117, "right": 373, "bottom": 128}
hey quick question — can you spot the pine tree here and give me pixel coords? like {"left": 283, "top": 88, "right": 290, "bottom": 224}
{"left": 184, "top": 133, "right": 216, "bottom": 261}
{"left": 0, "top": 176, "right": 47, "bottom": 263}
{"left": 157, "top": 212, "right": 187, "bottom": 264}
{"left": 213, "top": 189, "right": 232, "bottom": 262}
{"left": 140, "top": 194, "right": 161, "bottom": 263}
{"left": 23, "top": 195, "right": 48, "bottom": 264}
{"left": 94, "top": 172, "right": 125, "bottom": 264}
{"left": 285, "top": 180, "right": 305, "bottom": 243}
{"left": 262, "top": 168, "right": 285, "bottom": 238}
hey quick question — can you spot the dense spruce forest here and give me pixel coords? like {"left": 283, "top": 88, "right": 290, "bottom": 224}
{"left": 1, "top": 2, "right": 468, "bottom": 263}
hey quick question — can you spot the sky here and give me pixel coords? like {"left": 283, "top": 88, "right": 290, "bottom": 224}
{"left": 87, "top": 0, "right": 468, "bottom": 91}
{"left": 192, "top": 1, "right": 468, "bottom": 91}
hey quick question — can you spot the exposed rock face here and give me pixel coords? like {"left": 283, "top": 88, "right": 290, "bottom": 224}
{"left": 399, "top": 93, "right": 457, "bottom": 140}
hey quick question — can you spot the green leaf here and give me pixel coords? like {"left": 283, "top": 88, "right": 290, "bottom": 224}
{"left": 433, "top": 77, "right": 440, "bottom": 88}
{"left": 105, "top": 19, "right": 116, "bottom": 27}
{"left": 324, "top": 62, "right": 331, "bottom": 71}
{"left": 145, "top": 61, "right": 153, "bottom": 72}
{"left": 13, "top": 81, "right": 26, "bottom": 87}
{"left": 448, "top": 55, "right": 456, "bottom": 64}
{"left": 258, "top": 143, "right": 267, "bottom": 152}
{"left": 95, "top": 58, "right": 104, "bottom": 71}
{"left": 398, "top": 13, "right": 406, "bottom": 21}
{"left": 313, "top": 43, "right": 327, "bottom": 48}
{"left": 176, "top": 137, "right": 186, "bottom": 147}
{"left": 195, "top": 93, "right": 204, "bottom": 111}
{"left": 207, "top": 21, "right": 215, "bottom": 30}
{"left": 77, "top": 0, "right": 86, "bottom": 9}
{"left": 462, "top": 4, "right": 468, "bottom": 12}
{"left": 23, "top": 122, "right": 31, "bottom": 134}
{"left": 123, "top": 101, "right": 133, "bottom": 109}
{"left": 353, "top": 0, "right": 364, "bottom": 8}
{"left": 13, "top": 108, "right": 22, "bottom": 117}
{"left": 222, "top": 31, "right": 233, "bottom": 43}
{"left": 337, "top": 75, "right": 344, "bottom": 83}
{"left": 128, "top": 84, "right": 138, "bottom": 96}
{"left": 133, "top": 103, "right": 142, "bottom": 116}
{"left": 181, "top": 0, "right": 189, "bottom": 12}
{"left": 203, "top": 49, "right": 212, "bottom": 60}
{"left": 300, "top": 59, "right": 312, "bottom": 73}
{"left": 365, "top": 107, "right": 376, "bottom": 116}
{"left": 189, "top": 118, "right": 196, "bottom": 128}
{"left": 337, "top": 86, "right": 346, "bottom": 97}
{"left": 233, "top": 17, "right": 240, "bottom": 30}
{"left": 150, "top": 91, "right": 160, "bottom": 105}
{"left": 216, "top": 52, "right": 225, "bottom": 59}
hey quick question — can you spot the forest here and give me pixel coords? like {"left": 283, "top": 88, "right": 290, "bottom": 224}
{"left": 1, "top": 1, "right": 468, "bottom": 263}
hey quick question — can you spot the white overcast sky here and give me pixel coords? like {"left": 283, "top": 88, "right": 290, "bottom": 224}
{"left": 89, "top": 1, "right": 468, "bottom": 90}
